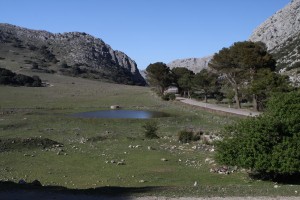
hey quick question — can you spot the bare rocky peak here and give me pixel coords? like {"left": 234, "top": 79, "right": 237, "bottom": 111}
{"left": 0, "top": 23, "right": 145, "bottom": 85}
{"left": 114, "top": 50, "right": 138, "bottom": 74}
{"left": 249, "top": 0, "right": 300, "bottom": 73}
{"left": 249, "top": 0, "right": 300, "bottom": 50}
{"left": 167, "top": 56, "right": 212, "bottom": 73}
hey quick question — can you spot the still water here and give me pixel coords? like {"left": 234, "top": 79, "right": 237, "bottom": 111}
{"left": 71, "top": 110, "right": 170, "bottom": 119}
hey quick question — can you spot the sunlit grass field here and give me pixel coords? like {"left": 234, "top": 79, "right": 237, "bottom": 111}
{"left": 0, "top": 72, "right": 299, "bottom": 197}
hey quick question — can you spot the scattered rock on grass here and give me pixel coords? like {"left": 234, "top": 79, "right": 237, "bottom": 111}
{"left": 193, "top": 181, "right": 198, "bottom": 186}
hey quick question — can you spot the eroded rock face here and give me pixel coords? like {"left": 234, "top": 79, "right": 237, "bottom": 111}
{"left": 249, "top": 0, "right": 300, "bottom": 70}
{"left": 0, "top": 23, "right": 146, "bottom": 85}
{"left": 167, "top": 56, "right": 212, "bottom": 73}
{"left": 249, "top": 0, "right": 300, "bottom": 50}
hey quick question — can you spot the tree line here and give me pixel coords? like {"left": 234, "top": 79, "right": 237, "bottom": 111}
{"left": 147, "top": 40, "right": 299, "bottom": 181}
{"left": 146, "top": 41, "right": 293, "bottom": 111}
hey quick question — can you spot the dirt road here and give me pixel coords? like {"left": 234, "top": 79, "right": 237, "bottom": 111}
{"left": 177, "top": 98, "right": 260, "bottom": 117}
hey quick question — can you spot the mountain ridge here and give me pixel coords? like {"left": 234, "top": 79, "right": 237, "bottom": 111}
{"left": 0, "top": 23, "right": 146, "bottom": 86}
{"left": 249, "top": 0, "right": 300, "bottom": 70}
{"left": 168, "top": 0, "right": 300, "bottom": 75}
{"left": 167, "top": 55, "right": 212, "bottom": 73}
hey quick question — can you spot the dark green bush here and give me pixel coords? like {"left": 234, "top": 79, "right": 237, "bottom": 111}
{"left": 0, "top": 67, "right": 42, "bottom": 87}
{"left": 142, "top": 121, "right": 159, "bottom": 139}
{"left": 216, "top": 91, "right": 300, "bottom": 181}
{"left": 39, "top": 45, "right": 58, "bottom": 63}
{"left": 162, "top": 93, "right": 176, "bottom": 101}
{"left": 192, "top": 131, "right": 203, "bottom": 141}
{"left": 178, "top": 130, "right": 193, "bottom": 143}
{"left": 60, "top": 61, "right": 70, "bottom": 69}
{"left": 178, "top": 130, "right": 203, "bottom": 143}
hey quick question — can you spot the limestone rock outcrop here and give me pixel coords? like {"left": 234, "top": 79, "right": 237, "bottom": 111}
{"left": 249, "top": 0, "right": 300, "bottom": 70}
{"left": 167, "top": 56, "right": 212, "bottom": 73}
{"left": 0, "top": 23, "right": 146, "bottom": 85}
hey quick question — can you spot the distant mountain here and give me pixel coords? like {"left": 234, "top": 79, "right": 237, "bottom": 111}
{"left": 249, "top": 0, "right": 300, "bottom": 71}
{"left": 167, "top": 56, "right": 212, "bottom": 73}
{"left": 168, "top": 0, "right": 300, "bottom": 77}
{"left": 0, "top": 23, "right": 146, "bottom": 86}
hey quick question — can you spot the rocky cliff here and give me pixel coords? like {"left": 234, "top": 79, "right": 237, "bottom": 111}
{"left": 249, "top": 0, "right": 300, "bottom": 70}
{"left": 167, "top": 56, "right": 212, "bottom": 73}
{"left": 0, "top": 23, "right": 146, "bottom": 85}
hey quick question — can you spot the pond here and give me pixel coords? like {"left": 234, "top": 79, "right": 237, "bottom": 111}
{"left": 71, "top": 110, "right": 171, "bottom": 119}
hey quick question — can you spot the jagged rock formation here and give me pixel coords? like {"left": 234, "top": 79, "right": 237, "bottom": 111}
{"left": 249, "top": 0, "right": 300, "bottom": 70}
{"left": 0, "top": 23, "right": 146, "bottom": 85}
{"left": 167, "top": 56, "right": 212, "bottom": 73}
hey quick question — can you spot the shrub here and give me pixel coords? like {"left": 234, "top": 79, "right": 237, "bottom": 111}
{"left": 178, "top": 130, "right": 203, "bottom": 143}
{"left": 178, "top": 130, "right": 193, "bottom": 143}
{"left": 142, "top": 121, "right": 159, "bottom": 139}
{"left": 216, "top": 91, "right": 300, "bottom": 181}
{"left": 31, "top": 62, "right": 39, "bottom": 69}
{"left": 192, "top": 131, "right": 203, "bottom": 141}
{"left": 0, "top": 67, "right": 42, "bottom": 87}
{"left": 162, "top": 93, "right": 176, "bottom": 101}
{"left": 60, "top": 61, "right": 70, "bottom": 69}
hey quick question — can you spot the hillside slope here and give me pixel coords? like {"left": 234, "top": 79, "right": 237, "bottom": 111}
{"left": 249, "top": 0, "right": 300, "bottom": 70}
{"left": 0, "top": 23, "right": 146, "bottom": 85}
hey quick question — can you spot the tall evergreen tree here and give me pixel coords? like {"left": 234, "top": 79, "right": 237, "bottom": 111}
{"left": 146, "top": 62, "right": 172, "bottom": 95}
{"left": 249, "top": 69, "right": 292, "bottom": 111}
{"left": 193, "top": 69, "right": 219, "bottom": 103}
{"left": 178, "top": 73, "right": 194, "bottom": 98}
{"left": 209, "top": 41, "right": 276, "bottom": 110}
{"left": 171, "top": 67, "right": 194, "bottom": 97}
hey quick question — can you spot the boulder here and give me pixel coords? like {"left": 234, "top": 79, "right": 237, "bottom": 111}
{"left": 110, "top": 105, "right": 120, "bottom": 109}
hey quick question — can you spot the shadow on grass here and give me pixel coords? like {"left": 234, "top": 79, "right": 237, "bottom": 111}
{"left": 0, "top": 137, "right": 62, "bottom": 152}
{"left": 0, "top": 181, "right": 166, "bottom": 199}
{"left": 249, "top": 172, "right": 300, "bottom": 185}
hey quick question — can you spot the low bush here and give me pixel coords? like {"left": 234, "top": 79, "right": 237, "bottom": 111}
{"left": 162, "top": 93, "right": 176, "bottom": 101}
{"left": 142, "top": 121, "right": 159, "bottom": 139}
{"left": 178, "top": 130, "right": 203, "bottom": 143}
{"left": 178, "top": 130, "right": 193, "bottom": 143}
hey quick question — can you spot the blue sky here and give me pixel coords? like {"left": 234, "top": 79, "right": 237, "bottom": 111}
{"left": 0, "top": 0, "right": 291, "bottom": 69}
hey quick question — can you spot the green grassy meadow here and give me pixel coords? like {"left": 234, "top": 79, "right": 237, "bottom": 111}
{"left": 0, "top": 72, "right": 299, "bottom": 197}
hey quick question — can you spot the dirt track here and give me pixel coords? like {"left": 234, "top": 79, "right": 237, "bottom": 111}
{"left": 177, "top": 98, "right": 260, "bottom": 117}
